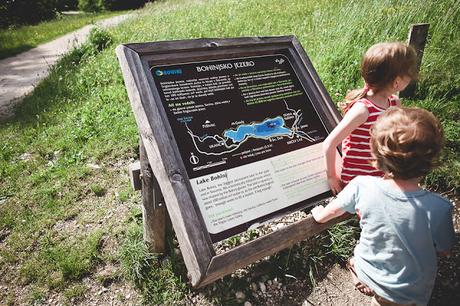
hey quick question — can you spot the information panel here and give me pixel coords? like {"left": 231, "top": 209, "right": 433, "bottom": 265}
{"left": 151, "top": 51, "right": 334, "bottom": 240}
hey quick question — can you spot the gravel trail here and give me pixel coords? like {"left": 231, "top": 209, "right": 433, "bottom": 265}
{"left": 0, "top": 14, "right": 131, "bottom": 121}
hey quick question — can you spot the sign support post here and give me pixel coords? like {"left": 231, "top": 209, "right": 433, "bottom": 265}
{"left": 140, "top": 138, "right": 167, "bottom": 254}
{"left": 400, "top": 23, "right": 430, "bottom": 97}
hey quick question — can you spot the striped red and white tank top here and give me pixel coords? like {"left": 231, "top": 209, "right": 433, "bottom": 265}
{"left": 341, "top": 96, "right": 399, "bottom": 184}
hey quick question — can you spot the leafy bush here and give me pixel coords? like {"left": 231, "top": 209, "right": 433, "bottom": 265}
{"left": 0, "top": 0, "right": 58, "bottom": 28}
{"left": 87, "top": 27, "right": 113, "bottom": 51}
{"left": 102, "top": 0, "right": 147, "bottom": 11}
{"left": 78, "top": 0, "right": 147, "bottom": 12}
{"left": 78, "top": 0, "right": 104, "bottom": 12}
{"left": 56, "top": 0, "right": 79, "bottom": 11}
{"left": 60, "top": 27, "right": 113, "bottom": 67}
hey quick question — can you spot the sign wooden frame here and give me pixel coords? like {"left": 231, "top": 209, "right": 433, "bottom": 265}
{"left": 116, "top": 36, "right": 348, "bottom": 288}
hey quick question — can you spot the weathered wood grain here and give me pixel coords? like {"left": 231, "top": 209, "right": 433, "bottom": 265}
{"left": 199, "top": 214, "right": 351, "bottom": 288}
{"left": 116, "top": 45, "right": 214, "bottom": 285}
{"left": 400, "top": 23, "right": 430, "bottom": 97}
{"left": 128, "top": 160, "right": 142, "bottom": 191}
{"left": 140, "top": 139, "right": 166, "bottom": 253}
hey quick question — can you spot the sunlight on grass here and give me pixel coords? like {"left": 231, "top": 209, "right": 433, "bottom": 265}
{"left": 119, "top": 223, "right": 188, "bottom": 304}
{"left": 0, "top": 0, "right": 458, "bottom": 304}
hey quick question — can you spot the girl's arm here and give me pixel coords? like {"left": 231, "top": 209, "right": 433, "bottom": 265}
{"left": 311, "top": 202, "right": 346, "bottom": 223}
{"left": 323, "top": 103, "right": 368, "bottom": 194}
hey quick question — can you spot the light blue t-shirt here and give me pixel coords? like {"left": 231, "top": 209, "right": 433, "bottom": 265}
{"left": 334, "top": 176, "right": 455, "bottom": 306}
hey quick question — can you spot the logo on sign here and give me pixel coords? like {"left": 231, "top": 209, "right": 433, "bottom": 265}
{"left": 155, "top": 69, "right": 183, "bottom": 76}
{"left": 275, "top": 58, "right": 285, "bottom": 64}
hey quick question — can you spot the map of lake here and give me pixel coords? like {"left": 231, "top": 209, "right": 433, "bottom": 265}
{"left": 224, "top": 116, "right": 292, "bottom": 143}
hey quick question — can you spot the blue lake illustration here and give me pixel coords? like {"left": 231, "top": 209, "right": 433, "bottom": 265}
{"left": 224, "top": 117, "right": 292, "bottom": 143}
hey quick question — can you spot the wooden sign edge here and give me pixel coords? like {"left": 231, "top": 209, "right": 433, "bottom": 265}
{"left": 199, "top": 214, "right": 351, "bottom": 287}
{"left": 115, "top": 44, "right": 214, "bottom": 285}
{"left": 123, "top": 35, "right": 298, "bottom": 55}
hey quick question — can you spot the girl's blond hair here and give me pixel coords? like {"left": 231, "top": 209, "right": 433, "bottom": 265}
{"left": 340, "top": 42, "right": 418, "bottom": 113}
{"left": 370, "top": 107, "right": 443, "bottom": 179}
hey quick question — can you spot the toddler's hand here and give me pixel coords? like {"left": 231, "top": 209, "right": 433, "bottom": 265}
{"left": 328, "top": 176, "right": 343, "bottom": 195}
{"left": 311, "top": 205, "right": 325, "bottom": 222}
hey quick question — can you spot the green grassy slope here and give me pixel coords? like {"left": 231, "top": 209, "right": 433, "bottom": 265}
{"left": 0, "top": 0, "right": 459, "bottom": 304}
{"left": 0, "top": 11, "right": 125, "bottom": 59}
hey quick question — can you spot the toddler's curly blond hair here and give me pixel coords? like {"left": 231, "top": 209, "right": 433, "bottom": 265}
{"left": 370, "top": 107, "right": 443, "bottom": 179}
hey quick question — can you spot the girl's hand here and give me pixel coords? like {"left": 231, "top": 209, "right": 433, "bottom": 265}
{"left": 328, "top": 176, "right": 343, "bottom": 195}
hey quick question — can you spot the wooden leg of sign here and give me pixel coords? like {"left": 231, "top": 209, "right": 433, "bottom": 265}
{"left": 400, "top": 23, "right": 430, "bottom": 98}
{"left": 139, "top": 138, "right": 166, "bottom": 254}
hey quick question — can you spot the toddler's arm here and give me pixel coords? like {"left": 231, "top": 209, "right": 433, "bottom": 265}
{"left": 311, "top": 201, "right": 346, "bottom": 223}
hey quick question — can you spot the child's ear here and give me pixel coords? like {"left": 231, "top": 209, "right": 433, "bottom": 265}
{"left": 393, "top": 76, "right": 411, "bottom": 92}
{"left": 393, "top": 77, "right": 401, "bottom": 91}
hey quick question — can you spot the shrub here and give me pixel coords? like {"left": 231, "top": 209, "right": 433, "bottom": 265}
{"left": 102, "top": 0, "right": 147, "bottom": 11}
{"left": 87, "top": 27, "right": 113, "bottom": 51}
{"left": 0, "top": 0, "right": 58, "bottom": 28}
{"left": 78, "top": 0, "right": 104, "bottom": 12}
{"left": 58, "top": 27, "right": 113, "bottom": 67}
{"left": 56, "top": 0, "right": 79, "bottom": 11}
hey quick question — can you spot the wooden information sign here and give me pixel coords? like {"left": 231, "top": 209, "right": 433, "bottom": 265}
{"left": 116, "top": 36, "right": 347, "bottom": 287}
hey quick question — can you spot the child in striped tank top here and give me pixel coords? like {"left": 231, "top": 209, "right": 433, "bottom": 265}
{"left": 323, "top": 42, "right": 418, "bottom": 194}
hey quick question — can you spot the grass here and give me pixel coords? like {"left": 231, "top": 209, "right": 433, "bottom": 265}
{"left": 0, "top": 0, "right": 459, "bottom": 304}
{"left": 0, "top": 11, "right": 125, "bottom": 59}
{"left": 114, "top": 0, "right": 460, "bottom": 190}
{"left": 63, "top": 284, "right": 87, "bottom": 303}
{"left": 19, "top": 229, "right": 104, "bottom": 285}
{"left": 119, "top": 222, "right": 188, "bottom": 304}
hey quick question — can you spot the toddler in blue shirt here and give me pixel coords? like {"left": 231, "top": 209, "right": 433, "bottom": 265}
{"left": 312, "top": 107, "right": 455, "bottom": 306}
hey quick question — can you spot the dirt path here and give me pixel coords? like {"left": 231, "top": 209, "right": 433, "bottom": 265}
{"left": 0, "top": 14, "right": 131, "bottom": 121}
